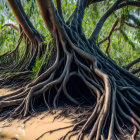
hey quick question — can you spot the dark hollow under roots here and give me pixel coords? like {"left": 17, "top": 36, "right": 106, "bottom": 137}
{"left": 0, "top": 31, "right": 139, "bottom": 140}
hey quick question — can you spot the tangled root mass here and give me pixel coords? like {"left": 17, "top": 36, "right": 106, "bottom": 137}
{"left": 0, "top": 0, "right": 140, "bottom": 140}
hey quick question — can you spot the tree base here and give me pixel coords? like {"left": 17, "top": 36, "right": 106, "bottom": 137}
{"left": 0, "top": 18, "right": 140, "bottom": 140}
{"left": 0, "top": 34, "right": 139, "bottom": 140}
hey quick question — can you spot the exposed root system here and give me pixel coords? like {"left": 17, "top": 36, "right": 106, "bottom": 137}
{"left": 0, "top": 0, "right": 140, "bottom": 140}
{"left": 0, "top": 27, "right": 139, "bottom": 139}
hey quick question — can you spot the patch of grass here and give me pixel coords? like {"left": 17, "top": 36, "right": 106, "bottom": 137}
{"left": 30, "top": 41, "right": 54, "bottom": 79}
{"left": 29, "top": 55, "right": 44, "bottom": 79}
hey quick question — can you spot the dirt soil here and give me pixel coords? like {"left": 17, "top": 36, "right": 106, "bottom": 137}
{"left": 0, "top": 88, "right": 87, "bottom": 140}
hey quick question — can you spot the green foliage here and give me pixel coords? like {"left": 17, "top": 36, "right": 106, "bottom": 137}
{"left": 0, "top": 27, "right": 19, "bottom": 55}
{"left": 30, "top": 41, "right": 54, "bottom": 79}
{"left": 82, "top": 1, "right": 140, "bottom": 68}
{"left": 0, "top": 0, "right": 139, "bottom": 76}
{"left": 0, "top": 0, "right": 20, "bottom": 55}
{"left": 30, "top": 55, "right": 44, "bottom": 79}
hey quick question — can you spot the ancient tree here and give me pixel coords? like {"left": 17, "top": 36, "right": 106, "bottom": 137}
{"left": 0, "top": 0, "right": 140, "bottom": 140}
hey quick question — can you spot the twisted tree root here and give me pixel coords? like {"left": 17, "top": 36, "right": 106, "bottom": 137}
{"left": 0, "top": 31, "right": 139, "bottom": 140}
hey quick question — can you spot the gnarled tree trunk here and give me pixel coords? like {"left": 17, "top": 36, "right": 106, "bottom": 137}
{"left": 0, "top": 0, "right": 140, "bottom": 140}
{"left": 0, "top": 0, "right": 46, "bottom": 87}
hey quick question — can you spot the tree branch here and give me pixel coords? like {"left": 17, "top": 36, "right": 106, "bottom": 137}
{"left": 124, "top": 21, "right": 139, "bottom": 29}
{"left": 116, "top": 1, "right": 140, "bottom": 9}
{"left": 66, "top": 0, "right": 105, "bottom": 25}
{"left": 98, "top": 37, "right": 108, "bottom": 45}
{"left": 123, "top": 57, "right": 140, "bottom": 70}
{"left": 16, "top": 0, "right": 44, "bottom": 42}
{"left": 119, "top": 29, "right": 135, "bottom": 49}
{"left": 88, "top": 0, "right": 121, "bottom": 42}
{"left": 70, "top": 0, "right": 87, "bottom": 34}
{"left": 106, "top": 18, "right": 119, "bottom": 55}
{"left": 99, "top": 18, "right": 119, "bottom": 55}
{"left": 131, "top": 67, "right": 140, "bottom": 74}
{"left": 37, "top": 0, "right": 64, "bottom": 37}
{"left": 7, "top": 0, "right": 35, "bottom": 42}
{"left": 66, "top": 8, "right": 77, "bottom": 25}
{"left": 2, "top": 23, "right": 19, "bottom": 32}
{"left": 88, "top": 0, "right": 140, "bottom": 43}
{"left": 56, "top": 0, "right": 64, "bottom": 21}
{"left": 36, "top": 0, "right": 54, "bottom": 33}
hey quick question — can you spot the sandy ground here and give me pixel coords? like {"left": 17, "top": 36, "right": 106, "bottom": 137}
{"left": 0, "top": 88, "right": 13, "bottom": 96}
{"left": 0, "top": 112, "right": 74, "bottom": 140}
{"left": 0, "top": 89, "right": 87, "bottom": 140}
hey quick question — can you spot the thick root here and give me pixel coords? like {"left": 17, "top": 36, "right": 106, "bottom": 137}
{"left": 0, "top": 30, "right": 139, "bottom": 140}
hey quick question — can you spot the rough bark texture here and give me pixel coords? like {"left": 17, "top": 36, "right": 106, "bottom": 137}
{"left": 0, "top": 0, "right": 140, "bottom": 140}
{"left": 0, "top": 0, "right": 47, "bottom": 87}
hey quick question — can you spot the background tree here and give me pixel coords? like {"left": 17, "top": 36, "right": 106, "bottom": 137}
{"left": 0, "top": 0, "right": 140, "bottom": 140}
{"left": 0, "top": 0, "right": 47, "bottom": 87}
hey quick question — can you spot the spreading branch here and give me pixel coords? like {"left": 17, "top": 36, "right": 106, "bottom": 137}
{"left": 56, "top": 0, "right": 64, "bottom": 21}
{"left": 131, "top": 66, "right": 140, "bottom": 74}
{"left": 99, "top": 18, "right": 119, "bottom": 55}
{"left": 2, "top": 23, "right": 19, "bottom": 32}
{"left": 66, "top": 0, "right": 105, "bottom": 25}
{"left": 89, "top": 0, "right": 140, "bottom": 43}
{"left": 37, "top": 0, "right": 67, "bottom": 38}
{"left": 124, "top": 21, "right": 139, "bottom": 29}
{"left": 88, "top": 0, "right": 121, "bottom": 42}
{"left": 116, "top": 1, "right": 140, "bottom": 9}
{"left": 37, "top": 0, "right": 54, "bottom": 34}
{"left": 123, "top": 57, "right": 140, "bottom": 70}
{"left": 70, "top": 0, "right": 87, "bottom": 34}
{"left": 7, "top": 0, "right": 44, "bottom": 42}
{"left": 7, "top": 0, "right": 35, "bottom": 41}
{"left": 66, "top": 8, "right": 77, "bottom": 25}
